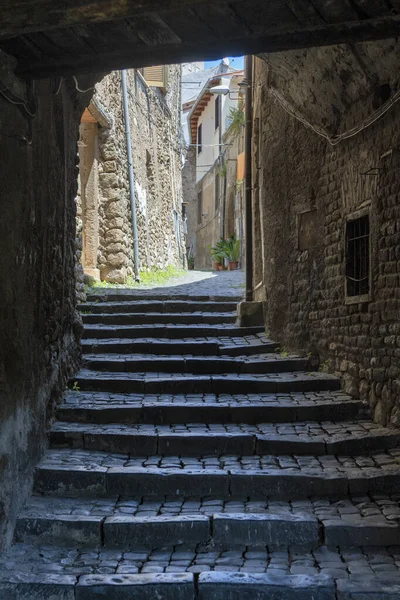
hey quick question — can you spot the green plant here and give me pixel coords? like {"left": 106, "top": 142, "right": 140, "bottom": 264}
{"left": 71, "top": 381, "right": 80, "bottom": 392}
{"left": 227, "top": 102, "right": 245, "bottom": 136}
{"left": 87, "top": 266, "right": 185, "bottom": 289}
{"left": 210, "top": 238, "right": 227, "bottom": 264}
{"left": 187, "top": 256, "right": 195, "bottom": 268}
{"left": 219, "top": 164, "right": 227, "bottom": 178}
{"left": 224, "top": 235, "right": 241, "bottom": 262}
{"left": 320, "top": 359, "right": 331, "bottom": 373}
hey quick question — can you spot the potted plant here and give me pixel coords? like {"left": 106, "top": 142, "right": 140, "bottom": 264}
{"left": 210, "top": 250, "right": 225, "bottom": 271}
{"left": 187, "top": 256, "right": 195, "bottom": 270}
{"left": 210, "top": 239, "right": 227, "bottom": 271}
{"left": 224, "top": 235, "right": 240, "bottom": 270}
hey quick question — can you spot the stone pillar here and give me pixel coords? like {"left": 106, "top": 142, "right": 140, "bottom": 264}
{"left": 79, "top": 122, "right": 100, "bottom": 280}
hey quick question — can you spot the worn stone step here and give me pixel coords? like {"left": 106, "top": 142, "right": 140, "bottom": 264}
{"left": 83, "top": 323, "right": 264, "bottom": 339}
{"left": 49, "top": 420, "right": 398, "bottom": 457}
{"left": 86, "top": 292, "right": 242, "bottom": 302}
{"left": 71, "top": 370, "right": 341, "bottom": 394}
{"left": 58, "top": 391, "right": 363, "bottom": 425}
{"left": 198, "top": 572, "right": 400, "bottom": 600}
{"left": 15, "top": 499, "right": 320, "bottom": 548}
{"left": 0, "top": 572, "right": 194, "bottom": 600}
{"left": 82, "top": 312, "right": 236, "bottom": 325}
{"left": 2, "top": 542, "right": 400, "bottom": 599}
{"left": 80, "top": 300, "right": 239, "bottom": 314}
{"left": 82, "top": 338, "right": 278, "bottom": 356}
{"left": 15, "top": 493, "right": 400, "bottom": 548}
{"left": 33, "top": 449, "right": 400, "bottom": 499}
{"left": 82, "top": 354, "right": 309, "bottom": 374}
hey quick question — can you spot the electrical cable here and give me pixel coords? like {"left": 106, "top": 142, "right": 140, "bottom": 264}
{"left": 0, "top": 85, "right": 36, "bottom": 118}
{"left": 72, "top": 76, "right": 94, "bottom": 94}
{"left": 54, "top": 78, "right": 64, "bottom": 95}
{"left": 55, "top": 77, "right": 94, "bottom": 96}
{"left": 268, "top": 84, "right": 400, "bottom": 146}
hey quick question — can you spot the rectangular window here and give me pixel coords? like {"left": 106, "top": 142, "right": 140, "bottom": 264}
{"left": 140, "top": 65, "right": 168, "bottom": 90}
{"left": 345, "top": 214, "right": 370, "bottom": 300}
{"left": 197, "top": 123, "right": 202, "bottom": 155}
{"left": 215, "top": 95, "right": 220, "bottom": 130}
{"left": 197, "top": 189, "right": 203, "bottom": 224}
{"left": 215, "top": 172, "right": 220, "bottom": 211}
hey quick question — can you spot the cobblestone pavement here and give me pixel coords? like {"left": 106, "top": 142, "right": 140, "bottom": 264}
{"left": 2, "top": 273, "right": 400, "bottom": 598}
{"left": 88, "top": 269, "right": 245, "bottom": 298}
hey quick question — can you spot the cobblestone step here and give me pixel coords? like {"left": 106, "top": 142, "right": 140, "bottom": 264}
{"left": 80, "top": 300, "right": 239, "bottom": 314}
{"left": 57, "top": 391, "right": 363, "bottom": 425}
{"left": 83, "top": 324, "right": 265, "bottom": 339}
{"left": 82, "top": 338, "right": 278, "bottom": 356}
{"left": 82, "top": 312, "right": 237, "bottom": 325}
{"left": 82, "top": 354, "right": 308, "bottom": 374}
{"left": 16, "top": 494, "right": 400, "bottom": 548}
{"left": 49, "top": 420, "right": 399, "bottom": 457}
{"left": 3, "top": 279, "right": 400, "bottom": 599}
{"left": 72, "top": 370, "right": 341, "bottom": 394}
{"left": 2, "top": 542, "right": 400, "bottom": 599}
{"left": 33, "top": 449, "right": 400, "bottom": 499}
{"left": 86, "top": 292, "right": 242, "bottom": 302}
{"left": 15, "top": 498, "right": 320, "bottom": 548}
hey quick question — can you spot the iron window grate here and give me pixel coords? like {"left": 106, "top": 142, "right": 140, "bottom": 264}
{"left": 345, "top": 214, "right": 370, "bottom": 297}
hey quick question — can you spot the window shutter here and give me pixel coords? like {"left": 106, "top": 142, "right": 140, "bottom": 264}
{"left": 143, "top": 65, "right": 168, "bottom": 88}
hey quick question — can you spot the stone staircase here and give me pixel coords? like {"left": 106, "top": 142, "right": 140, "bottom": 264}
{"left": 2, "top": 291, "right": 400, "bottom": 598}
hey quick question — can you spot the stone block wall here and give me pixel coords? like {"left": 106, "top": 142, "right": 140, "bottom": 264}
{"left": 252, "top": 47, "right": 400, "bottom": 425}
{"left": 82, "top": 67, "right": 185, "bottom": 283}
{"left": 0, "top": 50, "right": 96, "bottom": 548}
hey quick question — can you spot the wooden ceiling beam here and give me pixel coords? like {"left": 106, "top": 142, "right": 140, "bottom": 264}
{"left": 0, "top": 0, "right": 245, "bottom": 41}
{"left": 15, "top": 14, "right": 400, "bottom": 79}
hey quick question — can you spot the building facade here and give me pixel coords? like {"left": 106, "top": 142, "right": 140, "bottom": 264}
{"left": 251, "top": 42, "right": 400, "bottom": 426}
{"left": 77, "top": 66, "right": 186, "bottom": 284}
{"left": 186, "top": 71, "right": 245, "bottom": 269}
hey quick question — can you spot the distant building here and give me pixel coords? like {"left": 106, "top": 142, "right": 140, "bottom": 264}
{"left": 182, "top": 62, "right": 204, "bottom": 75}
{"left": 183, "top": 68, "right": 245, "bottom": 269}
{"left": 76, "top": 66, "right": 186, "bottom": 285}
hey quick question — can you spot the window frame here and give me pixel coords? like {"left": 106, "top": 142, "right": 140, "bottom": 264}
{"left": 215, "top": 171, "right": 220, "bottom": 212}
{"left": 197, "top": 123, "right": 202, "bottom": 155}
{"left": 215, "top": 95, "right": 221, "bottom": 131}
{"left": 197, "top": 188, "right": 203, "bottom": 224}
{"left": 344, "top": 207, "right": 372, "bottom": 305}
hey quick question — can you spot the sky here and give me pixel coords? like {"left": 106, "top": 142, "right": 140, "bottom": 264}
{"left": 204, "top": 56, "right": 244, "bottom": 71}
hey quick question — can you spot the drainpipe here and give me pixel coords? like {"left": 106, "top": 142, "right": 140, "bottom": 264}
{"left": 121, "top": 70, "right": 140, "bottom": 282}
{"left": 244, "top": 55, "right": 253, "bottom": 301}
{"left": 218, "top": 94, "right": 225, "bottom": 239}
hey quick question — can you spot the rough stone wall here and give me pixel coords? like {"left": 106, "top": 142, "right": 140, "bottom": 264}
{"left": 182, "top": 145, "right": 197, "bottom": 258}
{"left": 0, "top": 50, "right": 96, "bottom": 549}
{"left": 87, "top": 67, "right": 185, "bottom": 283}
{"left": 253, "top": 45, "right": 400, "bottom": 425}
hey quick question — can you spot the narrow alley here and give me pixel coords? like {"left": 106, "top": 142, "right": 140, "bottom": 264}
{"left": 1, "top": 1, "right": 400, "bottom": 599}
{"left": 1, "top": 272, "right": 400, "bottom": 598}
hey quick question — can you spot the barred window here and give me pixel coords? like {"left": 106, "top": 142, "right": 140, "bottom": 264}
{"left": 345, "top": 214, "right": 370, "bottom": 299}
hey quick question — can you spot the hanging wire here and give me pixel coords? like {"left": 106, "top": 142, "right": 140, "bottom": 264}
{"left": 0, "top": 85, "right": 36, "bottom": 118}
{"left": 268, "top": 84, "right": 400, "bottom": 146}
{"left": 72, "top": 76, "right": 94, "bottom": 94}
{"left": 54, "top": 77, "right": 94, "bottom": 96}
